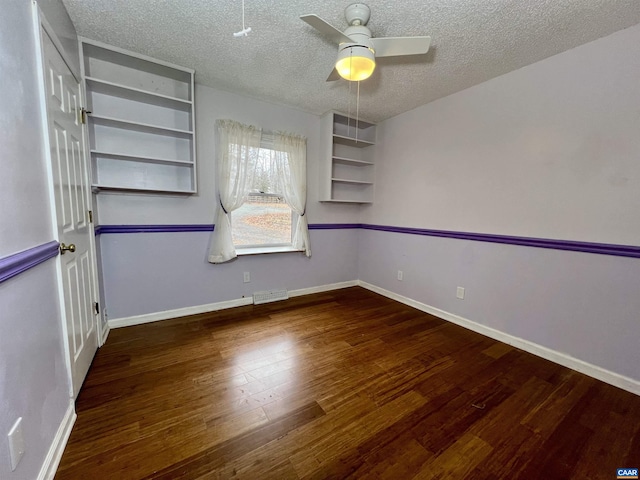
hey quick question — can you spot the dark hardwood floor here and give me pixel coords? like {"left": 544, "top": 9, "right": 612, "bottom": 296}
{"left": 55, "top": 287, "right": 640, "bottom": 479}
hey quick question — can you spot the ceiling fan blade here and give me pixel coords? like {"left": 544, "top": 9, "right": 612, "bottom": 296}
{"left": 371, "top": 36, "right": 431, "bottom": 57}
{"left": 300, "top": 14, "right": 353, "bottom": 44}
{"left": 326, "top": 68, "right": 341, "bottom": 82}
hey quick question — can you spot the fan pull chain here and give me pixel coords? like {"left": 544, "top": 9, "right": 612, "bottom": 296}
{"left": 355, "top": 80, "right": 360, "bottom": 143}
{"left": 347, "top": 50, "right": 353, "bottom": 137}
{"left": 233, "top": 0, "right": 252, "bottom": 37}
{"left": 343, "top": 49, "right": 362, "bottom": 142}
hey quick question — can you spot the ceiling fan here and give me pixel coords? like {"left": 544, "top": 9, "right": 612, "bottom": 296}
{"left": 301, "top": 3, "right": 431, "bottom": 82}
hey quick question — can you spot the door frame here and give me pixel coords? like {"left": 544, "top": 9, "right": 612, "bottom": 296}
{"left": 32, "top": 1, "right": 105, "bottom": 398}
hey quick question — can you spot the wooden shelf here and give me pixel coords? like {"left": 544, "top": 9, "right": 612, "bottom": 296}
{"left": 333, "top": 113, "right": 375, "bottom": 130}
{"left": 92, "top": 184, "right": 196, "bottom": 194}
{"left": 320, "top": 199, "right": 373, "bottom": 204}
{"left": 90, "top": 114, "right": 193, "bottom": 138}
{"left": 332, "top": 156, "right": 374, "bottom": 166}
{"left": 86, "top": 77, "right": 192, "bottom": 110}
{"left": 82, "top": 39, "right": 192, "bottom": 99}
{"left": 332, "top": 178, "right": 374, "bottom": 185}
{"left": 90, "top": 150, "right": 193, "bottom": 166}
{"left": 333, "top": 134, "right": 375, "bottom": 148}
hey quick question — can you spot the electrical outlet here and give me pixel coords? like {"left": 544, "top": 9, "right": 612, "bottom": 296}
{"left": 456, "top": 286, "right": 465, "bottom": 299}
{"left": 397, "top": 270, "right": 403, "bottom": 281}
{"left": 8, "top": 417, "right": 24, "bottom": 471}
{"left": 243, "top": 272, "right": 251, "bottom": 283}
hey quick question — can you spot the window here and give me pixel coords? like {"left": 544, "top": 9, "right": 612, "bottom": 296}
{"left": 231, "top": 143, "right": 296, "bottom": 251}
{"left": 208, "top": 120, "right": 309, "bottom": 264}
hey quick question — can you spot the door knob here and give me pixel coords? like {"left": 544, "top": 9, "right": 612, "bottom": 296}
{"left": 60, "top": 243, "right": 76, "bottom": 254}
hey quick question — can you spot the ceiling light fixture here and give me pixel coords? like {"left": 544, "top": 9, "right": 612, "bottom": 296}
{"left": 335, "top": 45, "right": 375, "bottom": 81}
{"left": 301, "top": 3, "right": 430, "bottom": 83}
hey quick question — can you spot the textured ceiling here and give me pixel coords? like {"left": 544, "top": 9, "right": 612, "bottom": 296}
{"left": 62, "top": 0, "right": 640, "bottom": 123}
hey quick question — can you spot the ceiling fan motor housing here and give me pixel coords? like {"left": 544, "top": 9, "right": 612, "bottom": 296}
{"left": 341, "top": 25, "right": 373, "bottom": 51}
{"left": 345, "top": 3, "right": 371, "bottom": 26}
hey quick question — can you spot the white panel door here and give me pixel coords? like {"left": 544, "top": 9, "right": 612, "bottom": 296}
{"left": 41, "top": 29, "right": 98, "bottom": 398}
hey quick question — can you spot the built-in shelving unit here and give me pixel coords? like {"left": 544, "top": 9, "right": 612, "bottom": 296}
{"left": 319, "top": 111, "right": 376, "bottom": 204}
{"left": 80, "top": 38, "right": 197, "bottom": 194}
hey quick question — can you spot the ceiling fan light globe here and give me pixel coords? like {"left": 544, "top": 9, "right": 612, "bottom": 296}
{"left": 335, "top": 46, "right": 376, "bottom": 81}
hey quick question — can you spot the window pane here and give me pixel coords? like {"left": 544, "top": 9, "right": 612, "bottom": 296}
{"left": 232, "top": 194, "right": 292, "bottom": 246}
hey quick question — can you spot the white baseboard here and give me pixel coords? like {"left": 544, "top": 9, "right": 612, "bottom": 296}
{"left": 37, "top": 402, "right": 76, "bottom": 480}
{"left": 289, "top": 280, "right": 358, "bottom": 298}
{"left": 99, "top": 320, "right": 110, "bottom": 347}
{"left": 108, "top": 297, "right": 253, "bottom": 328}
{"left": 357, "top": 280, "right": 640, "bottom": 396}
{"left": 108, "top": 280, "right": 359, "bottom": 329}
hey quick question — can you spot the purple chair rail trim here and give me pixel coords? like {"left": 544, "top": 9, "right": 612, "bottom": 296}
{"left": 308, "top": 223, "right": 362, "bottom": 230}
{"left": 93, "top": 223, "right": 640, "bottom": 259}
{"left": 95, "top": 224, "right": 358, "bottom": 234}
{"left": 360, "top": 224, "right": 640, "bottom": 258}
{"left": 0, "top": 241, "right": 59, "bottom": 284}
{"left": 95, "top": 224, "right": 215, "bottom": 235}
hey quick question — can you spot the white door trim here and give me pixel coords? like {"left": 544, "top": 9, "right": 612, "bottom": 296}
{"left": 76, "top": 48, "right": 106, "bottom": 347}
{"left": 32, "top": 1, "right": 102, "bottom": 397}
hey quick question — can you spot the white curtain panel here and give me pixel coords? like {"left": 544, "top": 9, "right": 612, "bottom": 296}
{"left": 208, "top": 120, "right": 262, "bottom": 263}
{"left": 274, "top": 132, "right": 311, "bottom": 257}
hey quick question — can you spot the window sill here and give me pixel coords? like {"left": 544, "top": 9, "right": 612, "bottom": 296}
{"left": 236, "top": 246, "right": 304, "bottom": 256}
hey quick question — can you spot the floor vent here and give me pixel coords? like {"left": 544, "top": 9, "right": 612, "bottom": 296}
{"left": 253, "top": 289, "right": 289, "bottom": 305}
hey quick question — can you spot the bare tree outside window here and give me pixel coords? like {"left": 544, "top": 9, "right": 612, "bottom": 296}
{"left": 231, "top": 147, "right": 293, "bottom": 247}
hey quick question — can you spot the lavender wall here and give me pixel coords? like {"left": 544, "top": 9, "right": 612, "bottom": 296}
{"left": 96, "top": 84, "right": 361, "bottom": 319}
{"left": 358, "top": 230, "right": 640, "bottom": 381}
{"left": 1, "top": 4, "right": 54, "bottom": 256}
{"left": 362, "top": 24, "right": 640, "bottom": 244}
{"left": 0, "top": 263, "right": 71, "bottom": 479}
{"left": 100, "top": 229, "right": 358, "bottom": 319}
{"left": 0, "top": 1, "right": 74, "bottom": 478}
{"left": 359, "top": 25, "right": 640, "bottom": 383}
